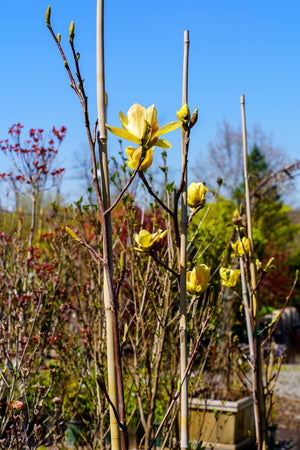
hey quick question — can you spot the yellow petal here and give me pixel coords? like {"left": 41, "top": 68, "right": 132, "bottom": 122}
{"left": 146, "top": 105, "right": 159, "bottom": 133}
{"left": 126, "top": 160, "right": 138, "bottom": 170}
{"left": 152, "top": 121, "right": 181, "bottom": 138}
{"left": 119, "top": 111, "right": 129, "bottom": 130}
{"left": 125, "top": 146, "right": 136, "bottom": 160}
{"left": 187, "top": 182, "right": 208, "bottom": 208}
{"left": 134, "top": 247, "right": 144, "bottom": 253}
{"left": 140, "top": 148, "right": 154, "bottom": 170}
{"left": 230, "top": 270, "right": 240, "bottom": 286}
{"left": 242, "top": 237, "right": 250, "bottom": 253}
{"left": 159, "top": 229, "right": 168, "bottom": 239}
{"left": 137, "top": 229, "right": 154, "bottom": 248}
{"left": 190, "top": 268, "right": 198, "bottom": 289}
{"left": 220, "top": 267, "right": 229, "bottom": 282}
{"left": 106, "top": 125, "right": 142, "bottom": 145}
{"left": 155, "top": 138, "right": 172, "bottom": 149}
{"left": 177, "top": 104, "right": 190, "bottom": 123}
{"left": 126, "top": 146, "right": 153, "bottom": 171}
{"left": 127, "top": 104, "right": 147, "bottom": 138}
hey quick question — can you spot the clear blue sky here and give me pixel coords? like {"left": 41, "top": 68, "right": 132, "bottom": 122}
{"left": 0, "top": 0, "right": 299, "bottom": 207}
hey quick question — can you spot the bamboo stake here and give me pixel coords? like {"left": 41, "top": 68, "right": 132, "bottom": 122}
{"left": 239, "top": 254, "right": 258, "bottom": 436}
{"left": 239, "top": 256, "right": 254, "bottom": 362}
{"left": 240, "top": 94, "right": 267, "bottom": 450}
{"left": 240, "top": 95, "right": 257, "bottom": 322}
{"left": 96, "top": 2, "right": 120, "bottom": 448}
{"left": 180, "top": 29, "right": 189, "bottom": 450}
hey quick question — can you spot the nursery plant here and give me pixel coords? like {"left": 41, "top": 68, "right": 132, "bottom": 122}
{"left": 1, "top": 2, "right": 299, "bottom": 450}
{"left": 44, "top": 2, "right": 300, "bottom": 450}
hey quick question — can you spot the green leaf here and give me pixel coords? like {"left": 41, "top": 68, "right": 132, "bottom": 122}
{"left": 166, "top": 182, "right": 174, "bottom": 194}
{"left": 159, "top": 166, "right": 168, "bottom": 174}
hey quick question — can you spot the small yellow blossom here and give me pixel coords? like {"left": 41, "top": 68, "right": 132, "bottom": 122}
{"left": 134, "top": 229, "right": 167, "bottom": 253}
{"left": 220, "top": 267, "right": 240, "bottom": 288}
{"left": 125, "top": 146, "right": 154, "bottom": 171}
{"left": 231, "top": 237, "right": 250, "bottom": 256}
{"left": 187, "top": 182, "right": 208, "bottom": 209}
{"left": 186, "top": 265, "right": 210, "bottom": 294}
{"left": 177, "top": 103, "right": 190, "bottom": 125}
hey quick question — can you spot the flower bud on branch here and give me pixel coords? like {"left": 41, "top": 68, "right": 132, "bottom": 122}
{"left": 45, "top": 6, "right": 51, "bottom": 27}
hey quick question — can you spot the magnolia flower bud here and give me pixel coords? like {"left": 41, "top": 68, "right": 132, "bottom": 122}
{"left": 186, "top": 265, "right": 210, "bottom": 294}
{"left": 120, "top": 251, "right": 126, "bottom": 273}
{"left": 177, "top": 103, "right": 190, "bottom": 124}
{"left": 232, "top": 209, "right": 243, "bottom": 226}
{"left": 65, "top": 226, "right": 80, "bottom": 242}
{"left": 69, "top": 21, "right": 75, "bottom": 42}
{"left": 122, "top": 323, "right": 129, "bottom": 344}
{"left": 45, "top": 6, "right": 51, "bottom": 26}
{"left": 189, "top": 108, "right": 198, "bottom": 129}
{"left": 264, "top": 257, "right": 276, "bottom": 272}
{"left": 187, "top": 182, "right": 208, "bottom": 209}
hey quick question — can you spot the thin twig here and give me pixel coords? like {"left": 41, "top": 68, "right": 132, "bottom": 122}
{"left": 139, "top": 172, "right": 173, "bottom": 216}
{"left": 104, "top": 157, "right": 144, "bottom": 215}
{"left": 261, "top": 273, "right": 299, "bottom": 347}
{"left": 147, "top": 310, "right": 210, "bottom": 450}
{"left": 149, "top": 251, "right": 179, "bottom": 279}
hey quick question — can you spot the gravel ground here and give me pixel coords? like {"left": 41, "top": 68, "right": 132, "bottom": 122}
{"left": 274, "top": 363, "right": 300, "bottom": 449}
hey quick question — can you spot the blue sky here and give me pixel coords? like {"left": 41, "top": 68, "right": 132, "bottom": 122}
{"left": 0, "top": 0, "right": 299, "bottom": 207}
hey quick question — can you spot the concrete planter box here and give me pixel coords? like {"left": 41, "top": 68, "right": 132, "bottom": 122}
{"left": 189, "top": 396, "right": 255, "bottom": 449}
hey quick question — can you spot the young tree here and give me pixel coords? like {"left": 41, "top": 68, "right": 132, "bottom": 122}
{"left": 0, "top": 124, "right": 66, "bottom": 250}
{"left": 195, "top": 120, "right": 292, "bottom": 200}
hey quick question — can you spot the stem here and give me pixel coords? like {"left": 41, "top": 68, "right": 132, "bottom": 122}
{"left": 97, "top": 2, "right": 127, "bottom": 448}
{"left": 179, "top": 29, "right": 189, "bottom": 450}
{"left": 105, "top": 156, "right": 145, "bottom": 215}
{"left": 241, "top": 94, "right": 267, "bottom": 450}
{"left": 26, "top": 193, "right": 37, "bottom": 277}
{"left": 239, "top": 255, "right": 258, "bottom": 435}
{"left": 241, "top": 95, "right": 258, "bottom": 322}
{"left": 148, "top": 311, "right": 210, "bottom": 450}
{"left": 139, "top": 172, "right": 173, "bottom": 216}
{"left": 149, "top": 251, "right": 179, "bottom": 279}
{"left": 48, "top": 8, "right": 127, "bottom": 447}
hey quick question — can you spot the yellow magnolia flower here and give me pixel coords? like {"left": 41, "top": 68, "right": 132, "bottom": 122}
{"left": 126, "top": 146, "right": 154, "bottom": 171}
{"left": 220, "top": 267, "right": 241, "bottom": 288}
{"left": 134, "top": 229, "right": 167, "bottom": 253}
{"left": 231, "top": 237, "right": 250, "bottom": 256}
{"left": 107, "top": 103, "right": 181, "bottom": 150}
{"left": 186, "top": 265, "right": 210, "bottom": 294}
{"left": 187, "top": 182, "right": 208, "bottom": 209}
